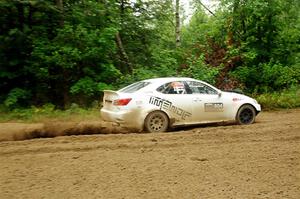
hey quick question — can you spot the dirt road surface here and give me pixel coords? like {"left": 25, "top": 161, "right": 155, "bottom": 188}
{"left": 0, "top": 109, "right": 299, "bottom": 199}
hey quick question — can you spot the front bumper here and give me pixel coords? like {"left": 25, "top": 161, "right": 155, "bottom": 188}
{"left": 254, "top": 104, "right": 262, "bottom": 115}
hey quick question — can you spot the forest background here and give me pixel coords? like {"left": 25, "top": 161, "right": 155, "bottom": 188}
{"left": 0, "top": 0, "right": 299, "bottom": 120}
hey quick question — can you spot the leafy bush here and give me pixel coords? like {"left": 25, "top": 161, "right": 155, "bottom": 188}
{"left": 232, "top": 62, "right": 300, "bottom": 93}
{"left": 30, "top": 24, "right": 119, "bottom": 106}
{"left": 4, "top": 88, "right": 31, "bottom": 108}
{"left": 180, "top": 54, "right": 221, "bottom": 85}
{"left": 256, "top": 86, "right": 300, "bottom": 110}
{"left": 70, "top": 77, "right": 114, "bottom": 96}
{"left": 114, "top": 68, "right": 159, "bottom": 89}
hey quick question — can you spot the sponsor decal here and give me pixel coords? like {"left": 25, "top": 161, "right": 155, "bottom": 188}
{"left": 205, "top": 103, "right": 224, "bottom": 112}
{"left": 149, "top": 96, "right": 192, "bottom": 120}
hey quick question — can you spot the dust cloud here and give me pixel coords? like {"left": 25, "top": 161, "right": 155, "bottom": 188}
{"left": 0, "top": 121, "right": 133, "bottom": 141}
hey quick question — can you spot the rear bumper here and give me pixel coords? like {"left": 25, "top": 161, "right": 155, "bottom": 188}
{"left": 100, "top": 108, "right": 144, "bottom": 131}
{"left": 101, "top": 109, "right": 127, "bottom": 123}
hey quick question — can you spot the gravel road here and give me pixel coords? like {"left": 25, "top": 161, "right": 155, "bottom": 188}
{"left": 0, "top": 109, "right": 299, "bottom": 198}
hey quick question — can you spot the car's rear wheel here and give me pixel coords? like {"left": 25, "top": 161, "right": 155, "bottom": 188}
{"left": 236, "top": 104, "right": 256, "bottom": 125}
{"left": 144, "top": 111, "right": 169, "bottom": 133}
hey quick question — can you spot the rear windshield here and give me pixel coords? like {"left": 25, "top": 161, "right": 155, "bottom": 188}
{"left": 119, "top": 81, "right": 151, "bottom": 93}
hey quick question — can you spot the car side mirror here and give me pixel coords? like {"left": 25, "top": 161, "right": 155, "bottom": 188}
{"left": 218, "top": 92, "right": 222, "bottom": 97}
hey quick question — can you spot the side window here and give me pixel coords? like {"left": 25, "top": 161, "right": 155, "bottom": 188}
{"left": 186, "top": 81, "right": 218, "bottom": 95}
{"left": 157, "top": 81, "right": 192, "bottom": 94}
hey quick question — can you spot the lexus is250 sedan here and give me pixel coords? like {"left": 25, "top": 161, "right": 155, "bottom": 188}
{"left": 101, "top": 77, "right": 261, "bottom": 132}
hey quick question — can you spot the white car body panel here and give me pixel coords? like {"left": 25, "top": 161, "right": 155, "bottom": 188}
{"left": 101, "top": 77, "right": 261, "bottom": 131}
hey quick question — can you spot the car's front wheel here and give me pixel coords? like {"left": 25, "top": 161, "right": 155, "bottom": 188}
{"left": 144, "top": 111, "right": 169, "bottom": 133}
{"left": 236, "top": 104, "right": 256, "bottom": 125}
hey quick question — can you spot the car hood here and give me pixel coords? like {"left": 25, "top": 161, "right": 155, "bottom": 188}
{"left": 222, "top": 91, "right": 256, "bottom": 101}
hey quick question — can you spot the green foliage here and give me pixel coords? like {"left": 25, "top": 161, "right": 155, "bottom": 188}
{"left": 181, "top": 54, "right": 221, "bottom": 85}
{"left": 0, "top": 103, "right": 100, "bottom": 122}
{"left": 115, "top": 68, "right": 158, "bottom": 89}
{"left": 256, "top": 86, "right": 300, "bottom": 109}
{"left": 215, "top": 0, "right": 300, "bottom": 92}
{"left": 70, "top": 77, "right": 114, "bottom": 96}
{"left": 29, "top": 23, "right": 119, "bottom": 105}
{"left": 4, "top": 88, "right": 30, "bottom": 108}
{"left": 181, "top": 6, "right": 226, "bottom": 47}
{"left": 232, "top": 62, "right": 300, "bottom": 92}
{"left": 151, "top": 49, "right": 179, "bottom": 76}
{"left": 70, "top": 77, "right": 100, "bottom": 96}
{"left": 0, "top": 0, "right": 299, "bottom": 109}
{"left": 31, "top": 24, "right": 118, "bottom": 72}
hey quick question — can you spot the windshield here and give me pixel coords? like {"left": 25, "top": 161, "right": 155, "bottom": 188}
{"left": 119, "top": 81, "right": 151, "bottom": 93}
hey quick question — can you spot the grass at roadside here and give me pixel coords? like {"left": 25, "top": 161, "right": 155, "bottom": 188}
{"left": 255, "top": 85, "right": 300, "bottom": 110}
{"left": 0, "top": 104, "right": 101, "bottom": 123}
{"left": 0, "top": 86, "right": 299, "bottom": 123}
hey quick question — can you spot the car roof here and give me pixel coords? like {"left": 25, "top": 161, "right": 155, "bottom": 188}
{"left": 142, "top": 77, "right": 196, "bottom": 84}
{"left": 118, "top": 77, "right": 220, "bottom": 93}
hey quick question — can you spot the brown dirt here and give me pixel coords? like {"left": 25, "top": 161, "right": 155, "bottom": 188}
{"left": 0, "top": 109, "right": 299, "bottom": 198}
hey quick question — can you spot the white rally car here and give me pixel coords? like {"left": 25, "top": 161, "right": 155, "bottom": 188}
{"left": 101, "top": 77, "right": 261, "bottom": 132}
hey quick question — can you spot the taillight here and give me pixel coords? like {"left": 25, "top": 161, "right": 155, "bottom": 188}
{"left": 113, "top": 98, "right": 132, "bottom": 106}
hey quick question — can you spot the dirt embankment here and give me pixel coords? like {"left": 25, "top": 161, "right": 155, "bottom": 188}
{"left": 0, "top": 109, "right": 299, "bottom": 198}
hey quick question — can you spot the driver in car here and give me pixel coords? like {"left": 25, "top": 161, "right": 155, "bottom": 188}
{"left": 169, "top": 82, "right": 186, "bottom": 94}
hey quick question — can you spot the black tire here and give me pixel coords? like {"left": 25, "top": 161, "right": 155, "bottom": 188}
{"left": 144, "top": 111, "right": 169, "bottom": 133}
{"left": 236, "top": 105, "right": 256, "bottom": 125}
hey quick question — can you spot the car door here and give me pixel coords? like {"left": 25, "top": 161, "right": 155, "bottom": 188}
{"left": 155, "top": 81, "right": 194, "bottom": 125}
{"left": 186, "top": 81, "right": 228, "bottom": 123}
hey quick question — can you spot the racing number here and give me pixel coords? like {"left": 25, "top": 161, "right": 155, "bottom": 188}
{"left": 204, "top": 103, "right": 224, "bottom": 112}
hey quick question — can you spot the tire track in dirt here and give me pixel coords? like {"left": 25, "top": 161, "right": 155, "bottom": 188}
{"left": 1, "top": 136, "right": 298, "bottom": 157}
{"left": 0, "top": 116, "right": 299, "bottom": 156}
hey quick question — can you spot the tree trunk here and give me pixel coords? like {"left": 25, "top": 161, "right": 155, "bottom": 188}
{"left": 27, "top": 4, "right": 33, "bottom": 29}
{"left": 62, "top": 69, "right": 70, "bottom": 109}
{"left": 55, "top": 0, "right": 68, "bottom": 107}
{"left": 115, "top": 32, "right": 133, "bottom": 73}
{"left": 116, "top": 0, "right": 133, "bottom": 73}
{"left": 175, "top": 0, "right": 181, "bottom": 48}
{"left": 16, "top": 2, "right": 24, "bottom": 31}
{"left": 55, "top": 0, "right": 64, "bottom": 26}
